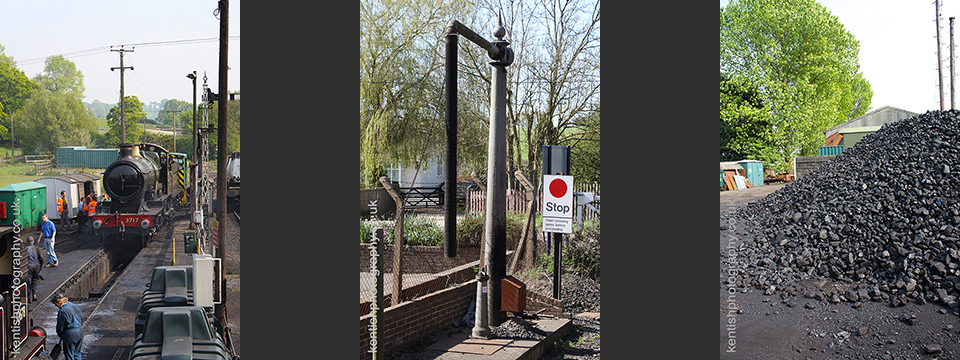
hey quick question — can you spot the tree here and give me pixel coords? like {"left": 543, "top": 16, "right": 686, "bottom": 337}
{"left": 565, "top": 101, "right": 599, "bottom": 183}
{"left": 720, "top": 0, "right": 873, "bottom": 168}
{"left": 460, "top": 0, "right": 600, "bottom": 188}
{"left": 0, "top": 60, "right": 39, "bottom": 144}
{"left": 32, "top": 55, "right": 85, "bottom": 101}
{"left": 157, "top": 99, "right": 192, "bottom": 128}
{"left": 720, "top": 73, "right": 775, "bottom": 163}
{"left": 359, "top": 0, "right": 478, "bottom": 187}
{"left": 103, "top": 96, "right": 147, "bottom": 148}
{"left": 12, "top": 90, "right": 95, "bottom": 154}
{"left": 0, "top": 44, "right": 14, "bottom": 67}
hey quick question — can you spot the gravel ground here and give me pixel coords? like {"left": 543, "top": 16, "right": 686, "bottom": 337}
{"left": 526, "top": 273, "right": 601, "bottom": 360}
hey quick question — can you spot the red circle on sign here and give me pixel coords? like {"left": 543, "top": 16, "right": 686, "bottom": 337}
{"left": 549, "top": 178, "right": 567, "bottom": 198}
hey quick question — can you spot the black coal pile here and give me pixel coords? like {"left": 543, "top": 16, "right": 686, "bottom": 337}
{"left": 733, "top": 110, "right": 960, "bottom": 308}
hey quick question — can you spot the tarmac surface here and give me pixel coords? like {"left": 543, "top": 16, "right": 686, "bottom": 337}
{"left": 21, "top": 208, "right": 241, "bottom": 359}
{"left": 719, "top": 182, "right": 960, "bottom": 359}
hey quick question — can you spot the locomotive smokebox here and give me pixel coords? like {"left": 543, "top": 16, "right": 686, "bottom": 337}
{"left": 105, "top": 143, "right": 159, "bottom": 210}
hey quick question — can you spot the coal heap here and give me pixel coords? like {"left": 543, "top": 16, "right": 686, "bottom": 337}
{"left": 732, "top": 110, "right": 960, "bottom": 308}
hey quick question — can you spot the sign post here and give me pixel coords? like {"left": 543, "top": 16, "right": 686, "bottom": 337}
{"left": 542, "top": 174, "right": 573, "bottom": 299}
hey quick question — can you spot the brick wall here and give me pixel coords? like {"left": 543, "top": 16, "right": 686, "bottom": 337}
{"left": 359, "top": 280, "right": 476, "bottom": 360}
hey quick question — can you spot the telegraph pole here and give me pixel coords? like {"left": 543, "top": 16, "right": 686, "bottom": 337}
{"left": 937, "top": 0, "right": 945, "bottom": 111}
{"left": 214, "top": 0, "right": 230, "bottom": 342}
{"left": 160, "top": 110, "right": 182, "bottom": 151}
{"left": 111, "top": 46, "right": 134, "bottom": 143}
{"left": 951, "top": 17, "right": 956, "bottom": 110}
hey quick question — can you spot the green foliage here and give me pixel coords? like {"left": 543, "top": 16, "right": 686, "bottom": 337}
{"left": 564, "top": 220, "right": 600, "bottom": 278}
{"left": 721, "top": 0, "right": 872, "bottom": 169}
{"left": 103, "top": 96, "right": 146, "bottom": 147}
{"left": 84, "top": 100, "right": 112, "bottom": 118}
{"left": 12, "top": 90, "right": 95, "bottom": 154}
{"left": 565, "top": 102, "right": 600, "bottom": 183}
{"left": 720, "top": 73, "right": 781, "bottom": 167}
{"left": 454, "top": 212, "right": 526, "bottom": 250}
{"left": 359, "top": 215, "right": 444, "bottom": 247}
{"left": 530, "top": 220, "right": 600, "bottom": 278}
{"left": 0, "top": 59, "right": 39, "bottom": 140}
{"left": 31, "top": 55, "right": 85, "bottom": 101}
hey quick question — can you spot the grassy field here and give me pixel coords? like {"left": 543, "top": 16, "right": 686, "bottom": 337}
{"left": 0, "top": 162, "right": 104, "bottom": 189}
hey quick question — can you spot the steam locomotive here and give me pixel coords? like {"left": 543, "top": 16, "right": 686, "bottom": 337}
{"left": 90, "top": 143, "right": 189, "bottom": 268}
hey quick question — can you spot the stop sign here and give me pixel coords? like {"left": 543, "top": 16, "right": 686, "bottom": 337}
{"left": 542, "top": 175, "right": 574, "bottom": 219}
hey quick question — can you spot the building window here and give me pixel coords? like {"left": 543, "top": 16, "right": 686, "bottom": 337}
{"left": 386, "top": 165, "right": 401, "bottom": 184}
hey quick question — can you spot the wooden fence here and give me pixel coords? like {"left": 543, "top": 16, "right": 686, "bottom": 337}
{"left": 466, "top": 183, "right": 600, "bottom": 223}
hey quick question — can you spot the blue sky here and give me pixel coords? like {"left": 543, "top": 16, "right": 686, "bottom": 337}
{"left": 0, "top": 1, "right": 240, "bottom": 105}
{"left": 721, "top": 0, "right": 960, "bottom": 114}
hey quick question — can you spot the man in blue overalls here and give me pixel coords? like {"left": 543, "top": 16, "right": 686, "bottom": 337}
{"left": 53, "top": 293, "right": 83, "bottom": 360}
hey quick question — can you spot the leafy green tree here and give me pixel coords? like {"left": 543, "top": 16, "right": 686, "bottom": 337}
{"left": 720, "top": 0, "right": 873, "bottom": 168}
{"left": 0, "top": 44, "right": 14, "bottom": 67}
{"left": 0, "top": 60, "right": 39, "bottom": 144}
{"left": 32, "top": 55, "right": 85, "bottom": 101}
{"left": 84, "top": 100, "right": 112, "bottom": 118}
{"left": 103, "top": 96, "right": 147, "bottom": 147}
{"left": 359, "top": 0, "right": 476, "bottom": 187}
{"left": 12, "top": 90, "right": 95, "bottom": 154}
{"left": 156, "top": 99, "right": 192, "bottom": 128}
{"left": 721, "top": 73, "right": 771, "bottom": 158}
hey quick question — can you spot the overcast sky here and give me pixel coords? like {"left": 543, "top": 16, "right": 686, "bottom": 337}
{"left": 0, "top": 1, "right": 240, "bottom": 106}
{"left": 721, "top": 0, "right": 960, "bottom": 114}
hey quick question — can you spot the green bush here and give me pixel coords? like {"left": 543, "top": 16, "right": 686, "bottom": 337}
{"left": 455, "top": 213, "right": 526, "bottom": 249}
{"left": 361, "top": 212, "right": 531, "bottom": 249}
{"left": 528, "top": 220, "right": 600, "bottom": 279}
{"left": 360, "top": 216, "right": 444, "bottom": 246}
{"left": 564, "top": 221, "right": 600, "bottom": 278}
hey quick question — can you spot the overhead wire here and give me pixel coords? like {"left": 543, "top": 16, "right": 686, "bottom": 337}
{"left": 13, "top": 36, "right": 240, "bottom": 67}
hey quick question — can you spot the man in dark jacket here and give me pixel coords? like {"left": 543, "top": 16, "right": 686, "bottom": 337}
{"left": 53, "top": 293, "right": 82, "bottom": 360}
{"left": 25, "top": 236, "right": 41, "bottom": 302}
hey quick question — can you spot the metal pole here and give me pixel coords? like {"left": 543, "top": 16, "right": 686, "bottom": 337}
{"left": 444, "top": 33, "right": 458, "bottom": 258}
{"left": 445, "top": 13, "right": 513, "bottom": 331}
{"left": 214, "top": 0, "right": 229, "bottom": 341}
{"left": 187, "top": 71, "right": 198, "bottom": 231}
{"left": 553, "top": 233, "right": 562, "bottom": 299}
{"left": 937, "top": 0, "right": 945, "bottom": 111}
{"left": 484, "top": 19, "right": 512, "bottom": 328}
{"left": 952, "top": 17, "right": 956, "bottom": 110}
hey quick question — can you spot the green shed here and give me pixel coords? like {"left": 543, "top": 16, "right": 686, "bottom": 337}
{"left": 56, "top": 146, "right": 86, "bottom": 168}
{"left": 737, "top": 160, "right": 764, "bottom": 187}
{"left": 0, "top": 182, "right": 47, "bottom": 229}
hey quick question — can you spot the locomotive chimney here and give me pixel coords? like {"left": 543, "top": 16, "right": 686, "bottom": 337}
{"left": 118, "top": 143, "right": 139, "bottom": 158}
